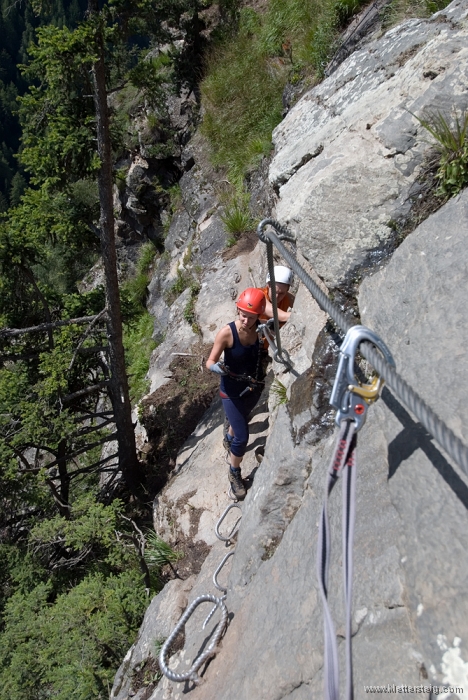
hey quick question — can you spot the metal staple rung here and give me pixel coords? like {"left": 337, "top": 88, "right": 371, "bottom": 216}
{"left": 215, "top": 503, "right": 243, "bottom": 542}
{"left": 213, "top": 550, "right": 235, "bottom": 594}
{"left": 159, "top": 594, "right": 229, "bottom": 685}
{"left": 202, "top": 551, "right": 235, "bottom": 628}
{"left": 202, "top": 594, "right": 226, "bottom": 630}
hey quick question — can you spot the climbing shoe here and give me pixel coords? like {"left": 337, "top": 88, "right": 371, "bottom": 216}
{"left": 223, "top": 432, "right": 233, "bottom": 451}
{"left": 228, "top": 467, "right": 246, "bottom": 500}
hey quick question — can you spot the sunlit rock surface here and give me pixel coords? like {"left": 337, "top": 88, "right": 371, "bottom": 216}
{"left": 112, "top": 2, "right": 468, "bottom": 698}
{"left": 271, "top": 0, "right": 468, "bottom": 286}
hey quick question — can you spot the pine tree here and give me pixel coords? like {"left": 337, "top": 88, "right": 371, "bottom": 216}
{"left": 9, "top": 172, "right": 26, "bottom": 206}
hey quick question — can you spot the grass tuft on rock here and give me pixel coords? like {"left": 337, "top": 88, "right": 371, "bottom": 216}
{"left": 200, "top": 0, "right": 371, "bottom": 187}
{"left": 414, "top": 109, "right": 468, "bottom": 198}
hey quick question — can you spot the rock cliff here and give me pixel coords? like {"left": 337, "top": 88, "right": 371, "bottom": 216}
{"left": 112, "top": 1, "right": 468, "bottom": 698}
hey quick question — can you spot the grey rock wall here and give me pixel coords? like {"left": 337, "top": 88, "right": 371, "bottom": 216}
{"left": 271, "top": 0, "right": 468, "bottom": 287}
{"left": 142, "top": 171, "right": 468, "bottom": 700}
{"left": 112, "top": 2, "right": 468, "bottom": 698}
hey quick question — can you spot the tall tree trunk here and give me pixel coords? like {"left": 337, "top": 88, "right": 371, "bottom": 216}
{"left": 89, "top": 2, "right": 144, "bottom": 498}
{"left": 56, "top": 439, "right": 70, "bottom": 518}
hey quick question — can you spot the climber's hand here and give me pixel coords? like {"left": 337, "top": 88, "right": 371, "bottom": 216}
{"left": 209, "top": 362, "right": 228, "bottom": 376}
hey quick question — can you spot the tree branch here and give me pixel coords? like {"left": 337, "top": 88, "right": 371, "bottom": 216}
{"left": 43, "top": 432, "right": 118, "bottom": 469}
{"left": 73, "top": 410, "right": 114, "bottom": 423}
{"left": 61, "top": 380, "right": 109, "bottom": 404}
{"left": 69, "top": 452, "right": 119, "bottom": 479}
{"left": 45, "top": 477, "right": 71, "bottom": 512}
{"left": 0, "top": 313, "right": 107, "bottom": 339}
{"left": 76, "top": 417, "right": 115, "bottom": 436}
{"left": 68, "top": 308, "right": 108, "bottom": 371}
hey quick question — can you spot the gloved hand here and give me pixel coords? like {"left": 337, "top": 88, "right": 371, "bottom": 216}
{"left": 209, "top": 362, "right": 228, "bottom": 376}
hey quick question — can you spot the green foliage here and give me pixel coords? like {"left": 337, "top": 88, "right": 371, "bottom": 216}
{"left": 128, "top": 52, "right": 174, "bottom": 110}
{"left": 18, "top": 23, "right": 103, "bottom": 190}
{"left": 221, "top": 196, "right": 255, "bottom": 245}
{"left": 165, "top": 267, "right": 190, "bottom": 304}
{"left": 122, "top": 242, "right": 158, "bottom": 313}
{"left": 29, "top": 495, "right": 131, "bottom": 565}
{"left": 201, "top": 0, "right": 371, "bottom": 184}
{"left": 0, "top": 192, "right": 102, "bottom": 330}
{"left": 138, "top": 241, "right": 159, "bottom": 277}
{"left": 123, "top": 311, "right": 157, "bottom": 401}
{"left": 0, "top": 0, "right": 91, "bottom": 205}
{"left": 0, "top": 3, "right": 219, "bottom": 698}
{"left": 9, "top": 172, "right": 27, "bottom": 207}
{"left": 183, "top": 280, "right": 201, "bottom": 330}
{"left": 201, "top": 14, "right": 283, "bottom": 189}
{"left": 414, "top": 109, "right": 468, "bottom": 197}
{"left": 119, "top": 242, "right": 158, "bottom": 401}
{"left": 168, "top": 183, "right": 182, "bottom": 212}
{"left": 271, "top": 378, "right": 288, "bottom": 407}
{"left": 0, "top": 570, "right": 148, "bottom": 700}
{"left": 382, "top": 0, "right": 451, "bottom": 26}
{"left": 144, "top": 530, "right": 182, "bottom": 569}
{"left": 115, "top": 167, "right": 128, "bottom": 193}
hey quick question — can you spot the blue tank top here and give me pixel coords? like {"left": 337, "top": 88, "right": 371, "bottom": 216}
{"left": 220, "top": 322, "right": 260, "bottom": 397}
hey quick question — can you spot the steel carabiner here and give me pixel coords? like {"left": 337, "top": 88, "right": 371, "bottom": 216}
{"left": 330, "top": 325, "right": 395, "bottom": 431}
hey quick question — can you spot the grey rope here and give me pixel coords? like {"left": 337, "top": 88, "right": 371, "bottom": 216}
{"left": 317, "top": 420, "right": 358, "bottom": 700}
{"left": 257, "top": 219, "right": 468, "bottom": 477}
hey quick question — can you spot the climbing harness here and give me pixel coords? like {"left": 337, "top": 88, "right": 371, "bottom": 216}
{"left": 317, "top": 326, "right": 395, "bottom": 700}
{"left": 257, "top": 218, "right": 468, "bottom": 477}
{"left": 159, "top": 501, "right": 243, "bottom": 685}
{"left": 219, "top": 363, "right": 265, "bottom": 398}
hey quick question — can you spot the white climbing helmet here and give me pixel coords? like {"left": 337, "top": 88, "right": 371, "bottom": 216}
{"left": 266, "top": 265, "right": 293, "bottom": 286}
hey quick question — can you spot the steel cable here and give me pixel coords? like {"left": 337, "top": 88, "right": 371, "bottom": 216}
{"left": 258, "top": 219, "right": 468, "bottom": 477}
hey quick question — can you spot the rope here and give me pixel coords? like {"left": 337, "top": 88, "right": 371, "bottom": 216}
{"left": 317, "top": 420, "right": 358, "bottom": 700}
{"left": 257, "top": 219, "right": 468, "bottom": 477}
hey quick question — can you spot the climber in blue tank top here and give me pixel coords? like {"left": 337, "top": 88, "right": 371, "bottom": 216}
{"left": 206, "top": 288, "right": 266, "bottom": 500}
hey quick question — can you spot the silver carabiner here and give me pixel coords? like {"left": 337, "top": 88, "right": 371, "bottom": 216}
{"left": 330, "top": 325, "right": 395, "bottom": 431}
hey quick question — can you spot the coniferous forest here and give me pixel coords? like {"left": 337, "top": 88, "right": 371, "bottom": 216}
{"left": 0, "top": 0, "right": 214, "bottom": 696}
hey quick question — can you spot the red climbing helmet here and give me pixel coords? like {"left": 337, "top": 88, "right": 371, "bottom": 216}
{"left": 236, "top": 287, "right": 266, "bottom": 315}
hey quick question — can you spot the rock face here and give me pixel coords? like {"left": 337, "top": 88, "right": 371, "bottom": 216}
{"left": 271, "top": 0, "right": 468, "bottom": 286}
{"left": 112, "top": 2, "right": 468, "bottom": 699}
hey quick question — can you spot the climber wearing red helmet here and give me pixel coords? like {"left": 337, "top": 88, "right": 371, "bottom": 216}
{"left": 206, "top": 288, "right": 266, "bottom": 500}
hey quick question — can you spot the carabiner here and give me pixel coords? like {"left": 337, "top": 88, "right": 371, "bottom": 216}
{"left": 330, "top": 325, "right": 395, "bottom": 431}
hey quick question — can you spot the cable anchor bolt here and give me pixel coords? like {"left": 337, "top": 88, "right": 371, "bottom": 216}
{"left": 330, "top": 325, "right": 395, "bottom": 431}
